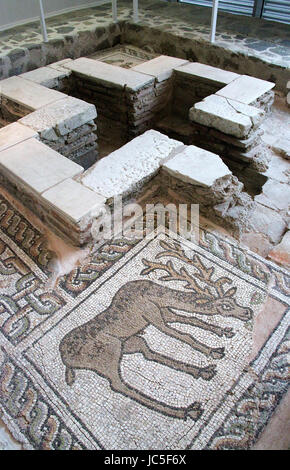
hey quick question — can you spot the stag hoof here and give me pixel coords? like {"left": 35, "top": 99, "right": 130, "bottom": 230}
{"left": 223, "top": 327, "right": 235, "bottom": 338}
{"left": 200, "top": 365, "right": 216, "bottom": 381}
{"left": 185, "top": 402, "right": 203, "bottom": 421}
{"left": 210, "top": 347, "right": 225, "bottom": 359}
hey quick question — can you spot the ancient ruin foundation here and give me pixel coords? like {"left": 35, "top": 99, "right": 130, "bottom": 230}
{"left": 0, "top": 50, "right": 288, "bottom": 255}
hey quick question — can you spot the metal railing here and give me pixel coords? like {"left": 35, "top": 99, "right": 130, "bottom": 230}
{"left": 37, "top": 0, "right": 139, "bottom": 42}
{"left": 179, "top": 0, "right": 290, "bottom": 23}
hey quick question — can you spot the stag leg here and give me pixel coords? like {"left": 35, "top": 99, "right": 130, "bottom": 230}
{"left": 65, "top": 367, "right": 76, "bottom": 385}
{"left": 162, "top": 307, "right": 235, "bottom": 339}
{"left": 123, "top": 335, "right": 216, "bottom": 381}
{"left": 109, "top": 368, "right": 203, "bottom": 421}
{"left": 145, "top": 302, "right": 225, "bottom": 359}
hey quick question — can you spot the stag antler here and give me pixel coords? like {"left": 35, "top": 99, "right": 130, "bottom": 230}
{"left": 145, "top": 239, "right": 235, "bottom": 299}
{"left": 141, "top": 258, "right": 212, "bottom": 299}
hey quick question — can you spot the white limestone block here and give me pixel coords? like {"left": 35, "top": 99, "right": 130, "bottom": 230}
{"left": 0, "top": 122, "right": 38, "bottom": 152}
{"left": 249, "top": 204, "right": 286, "bottom": 244}
{"left": 272, "top": 137, "right": 290, "bottom": 160}
{"left": 0, "top": 76, "right": 66, "bottom": 110}
{"left": 64, "top": 58, "right": 154, "bottom": 91}
{"left": 81, "top": 130, "right": 183, "bottom": 199}
{"left": 174, "top": 62, "right": 240, "bottom": 86}
{"left": 268, "top": 231, "right": 290, "bottom": 267}
{"left": 20, "top": 97, "right": 97, "bottom": 141}
{"left": 41, "top": 178, "right": 105, "bottom": 223}
{"left": 216, "top": 75, "right": 275, "bottom": 104}
{"left": 255, "top": 179, "right": 290, "bottom": 211}
{"left": 20, "top": 66, "right": 70, "bottom": 88}
{"left": 0, "top": 138, "right": 83, "bottom": 194}
{"left": 163, "top": 145, "right": 231, "bottom": 187}
{"left": 48, "top": 59, "right": 74, "bottom": 72}
{"left": 132, "top": 55, "right": 188, "bottom": 82}
{"left": 189, "top": 95, "right": 265, "bottom": 138}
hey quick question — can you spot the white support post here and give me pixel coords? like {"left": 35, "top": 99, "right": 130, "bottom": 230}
{"left": 112, "top": 0, "right": 117, "bottom": 23}
{"left": 210, "top": 0, "right": 219, "bottom": 43}
{"left": 133, "top": 0, "right": 139, "bottom": 23}
{"left": 39, "top": 0, "right": 48, "bottom": 43}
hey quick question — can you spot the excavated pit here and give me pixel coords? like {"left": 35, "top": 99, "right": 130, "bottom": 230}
{"left": 0, "top": 44, "right": 288, "bottom": 255}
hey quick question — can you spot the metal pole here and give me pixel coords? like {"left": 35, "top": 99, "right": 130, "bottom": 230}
{"left": 253, "top": 0, "right": 265, "bottom": 17}
{"left": 210, "top": 0, "right": 219, "bottom": 43}
{"left": 39, "top": 0, "right": 48, "bottom": 43}
{"left": 133, "top": 0, "right": 139, "bottom": 23}
{"left": 112, "top": 0, "right": 117, "bottom": 23}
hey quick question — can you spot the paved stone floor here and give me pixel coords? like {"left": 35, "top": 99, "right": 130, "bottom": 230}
{"left": 0, "top": 186, "right": 289, "bottom": 450}
{"left": 0, "top": 0, "right": 289, "bottom": 86}
{"left": 0, "top": 0, "right": 289, "bottom": 64}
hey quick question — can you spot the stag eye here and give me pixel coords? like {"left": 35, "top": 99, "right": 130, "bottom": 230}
{"left": 222, "top": 303, "right": 231, "bottom": 311}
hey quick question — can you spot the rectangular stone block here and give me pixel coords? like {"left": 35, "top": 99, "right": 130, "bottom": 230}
{"left": 163, "top": 145, "right": 232, "bottom": 187}
{"left": 48, "top": 59, "right": 74, "bottom": 72}
{"left": 20, "top": 66, "right": 71, "bottom": 88}
{"left": 0, "top": 76, "right": 66, "bottom": 110}
{"left": 189, "top": 95, "right": 265, "bottom": 138}
{"left": 41, "top": 178, "right": 105, "bottom": 224}
{"left": 174, "top": 62, "right": 240, "bottom": 87}
{"left": 216, "top": 75, "right": 275, "bottom": 105}
{"left": 20, "top": 97, "right": 97, "bottom": 141}
{"left": 0, "top": 122, "right": 38, "bottom": 152}
{"left": 0, "top": 138, "right": 83, "bottom": 194}
{"left": 81, "top": 130, "right": 183, "bottom": 200}
{"left": 132, "top": 55, "right": 188, "bottom": 82}
{"left": 64, "top": 58, "right": 154, "bottom": 92}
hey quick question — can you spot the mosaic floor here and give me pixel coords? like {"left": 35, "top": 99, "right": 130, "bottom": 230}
{"left": 88, "top": 44, "right": 156, "bottom": 68}
{"left": 0, "top": 190, "right": 289, "bottom": 450}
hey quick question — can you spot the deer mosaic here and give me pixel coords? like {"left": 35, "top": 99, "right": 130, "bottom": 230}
{"left": 60, "top": 239, "right": 252, "bottom": 421}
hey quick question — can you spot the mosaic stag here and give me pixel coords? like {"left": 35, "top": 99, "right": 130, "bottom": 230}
{"left": 60, "top": 240, "right": 252, "bottom": 421}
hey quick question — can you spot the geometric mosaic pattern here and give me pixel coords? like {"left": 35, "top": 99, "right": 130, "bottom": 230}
{"left": 0, "top": 192, "right": 289, "bottom": 449}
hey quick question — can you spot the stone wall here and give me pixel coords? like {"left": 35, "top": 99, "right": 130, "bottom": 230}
{"left": 0, "top": 51, "right": 286, "bottom": 248}
{"left": 0, "top": 71, "right": 99, "bottom": 168}
{"left": 0, "top": 126, "right": 255, "bottom": 245}
{"left": 65, "top": 56, "right": 187, "bottom": 145}
{"left": 157, "top": 61, "right": 275, "bottom": 196}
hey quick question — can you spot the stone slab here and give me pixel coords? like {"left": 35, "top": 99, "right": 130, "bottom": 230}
{"left": 81, "top": 130, "right": 183, "bottom": 199}
{"left": 20, "top": 97, "right": 97, "bottom": 141}
{"left": 216, "top": 75, "right": 275, "bottom": 105}
{"left": 264, "top": 154, "right": 290, "bottom": 184}
{"left": 0, "top": 138, "right": 83, "bottom": 194}
{"left": 272, "top": 137, "right": 290, "bottom": 160}
{"left": 174, "top": 62, "right": 240, "bottom": 87}
{"left": 189, "top": 94, "right": 265, "bottom": 138}
{"left": 0, "top": 76, "right": 66, "bottom": 110}
{"left": 132, "top": 55, "right": 188, "bottom": 82}
{"left": 249, "top": 203, "right": 287, "bottom": 244}
{"left": 163, "top": 145, "right": 231, "bottom": 187}
{"left": 255, "top": 179, "right": 290, "bottom": 211}
{"left": 41, "top": 178, "right": 105, "bottom": 223}
{"left": 64, "top": 58, "right": 154, "bottom": 92}
{"left": 268, "top": 231, "right": 290, "bottom": 268}
{"left": 20, "top": 66, "right": 70, "bottom": 88}
{"left": 47, "top": 59, "right": 74, "bottom": 72}
{"left": 0, "top": 122, "right": 38, "bottom": 152}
